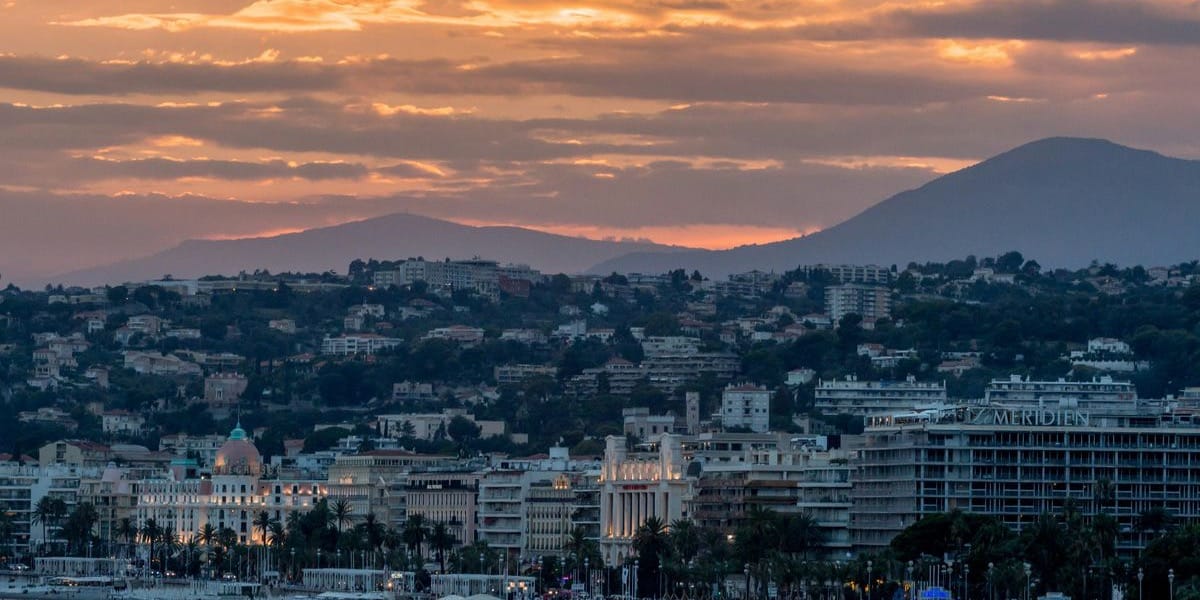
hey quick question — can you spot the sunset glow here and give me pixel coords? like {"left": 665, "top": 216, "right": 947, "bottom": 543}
{"left": 4, "top": 0, "right": 1200, "bottom": 281}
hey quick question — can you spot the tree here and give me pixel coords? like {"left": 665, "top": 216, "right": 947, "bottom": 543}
{"left": 61, "top": 503, "right": 99, "bottom": 555}
{"left": 429, "top": 521, "right": 457, "bottom": 574}
{"left": 32, "top": 496, "right": 67, "bottom": 555}
{"left": 332, "top": 498, "right": 354, "bottom": 534}
{"left": 141, "top": 518, "right": 162, "bottom": 570}
{"left": 253, "top": 510, "right": 274, "bottom": 546}
{"left": 403, "top": 515, "right": 429, "bottom": 564}
{"left": 995, "top": 251, "right": 1025, "bottom": 273}
{"left": 633, "top": 516, "right": 669, "bottom": 598}
{"left": 115, "top": 518, "right": 138, "bottom": 559}
{"left": 447, "top": 416, "right": 482, "bottom": 445}
{"left": 106, "top": 286, "right": 129, "bottom": 305}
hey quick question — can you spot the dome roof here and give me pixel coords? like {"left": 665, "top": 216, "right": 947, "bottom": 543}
{"left": 213, "top": 422, "right": 262, "bottom": 476}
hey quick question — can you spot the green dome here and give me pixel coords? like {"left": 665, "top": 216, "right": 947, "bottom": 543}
{"left": 229, "top": 421, "right": 247, "bottom": 440}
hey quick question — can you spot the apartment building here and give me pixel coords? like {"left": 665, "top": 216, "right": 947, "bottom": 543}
{"left": 824, "top": 283, "right": 892, "bottom": 322}
{"left": 815, "top": 375, "right": 948, "bottom": 416}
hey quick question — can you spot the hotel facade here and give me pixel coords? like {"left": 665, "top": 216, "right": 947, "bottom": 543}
{"left": 851, "top": 399, "right": 1200, "bottom": 555}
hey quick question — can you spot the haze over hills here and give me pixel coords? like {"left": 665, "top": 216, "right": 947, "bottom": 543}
{"left": 590, "top": 137, "right": 1200, "bottom": 276}
{"left": 53, "top": 213, "right": 687, "bottom": 286}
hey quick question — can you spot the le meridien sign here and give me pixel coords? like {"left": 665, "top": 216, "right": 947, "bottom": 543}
{"left": 971, "top": 407, "right": 1091, "bottom": 427}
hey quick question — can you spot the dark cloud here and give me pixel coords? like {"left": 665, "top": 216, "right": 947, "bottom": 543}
{"left": 798, "top": 0, "right": 1200, "bottom": 45}
{"left": 68, "top": 157, "right": 369, "bottom": 181}
{"left": 0, "top": 52, "right": 1021, "bottom": 106}
{"left": 0, "top": 55, "right": 343, "bottom": 95}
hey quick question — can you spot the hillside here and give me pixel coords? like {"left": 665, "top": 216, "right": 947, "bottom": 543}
{"left": 54, "top": 213, "right": 687, "bottom": 286}
{"left": 590, "top": 137, "right": 1200, "bottom": 276}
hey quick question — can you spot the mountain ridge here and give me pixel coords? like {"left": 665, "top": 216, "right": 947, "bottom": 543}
{"left": 589, "top": 137, "right": 1200, "bottom": 276}
{"left": 52, "top": 213, "right": 689, "bottom": 286}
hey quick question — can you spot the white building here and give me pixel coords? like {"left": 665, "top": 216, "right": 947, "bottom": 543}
{"left": 321, "top": 334, "right": 403, "bottom": 355}
{"left": 984, "top": 375, "right": 1137, "bottom": 408}
{"left": 824, "top": 283, "right": 892, "bottom": 323}
{"left": 599, "top": 435, "right": 691, "bottom": 564}
{"left": 720, "top": 384, "right": 772, "bottom": 433}
{"left": 136, "top": 424, "right": 326, "bottom": 546}
{"left": 814, "top": 376, "right": 947, "bottom": 415}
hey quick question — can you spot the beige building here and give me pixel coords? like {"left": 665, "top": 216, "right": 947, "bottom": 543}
{"left": 599, "top": 435, "right": 691, "bottom": 564}
{"left": 326, "top": 450, "right": 457, "bottom": 527}
{"left": 524, "top": 474, "right": 575, "bottom": 558}
{"left": 136, "top": 425, "right": 327, "bottom": 545}
{"left": 204, "top": 373, "right": 248, "bottom": 412}
{"left": 405, "top": 471, "right": 481, "bottom": 545}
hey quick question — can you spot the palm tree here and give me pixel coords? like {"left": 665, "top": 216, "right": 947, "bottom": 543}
{"left": 183, "top": 538, "right": 200, "bottom": 578}
{"left": 253, "top": 511, "right": 273, "bottom": 546}
{"left": 668, "top": 519, "right": 700, "bottom": 562}
{"left": 633, "top": 516, "right": 669, "bottom": 598}
{"left": 777, "top": 513, "right": 825, "bottom": 557}
{"left": 361, "top": 513, "right": 385, "bottom": 566}
{"left": 141, "top": 519, "right": 162, "bottom": 571}
{"left": 199, "top": 523, "right": 217, "bottom": 547}
{"left": 114, "top": 518, "right": 138, "bottom": 560}
{"left": 62, "top": 502, "right": 99, "bottom": 555}
{"left": 403, "top": 514, "right": 429, "bottom": 565}
{"left": 159, "top": 530, "right": 180, "bottom": 574}
{"left": 32, "top": 496, "right": 67, "bottom": 555}
{"left": 332, "top": 498, "right": 354, "bottom": 534}
{"left": 429, "top": 521, "right": 457, "bottom": 574}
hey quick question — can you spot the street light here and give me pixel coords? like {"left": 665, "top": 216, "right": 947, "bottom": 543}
{"left": 907, "top": 561, "right": 914, "bottom": 600}
{"left": 869, "top": 560, "right": 875, "bottom": 600}
{"left": 585, "top": 558, "right": 590, "bottom": 596}
{"left": 745, "top": 563, "right": 751, "bottom": 600}
{"left": 988, "top": 563, "right": 995, "bottom": 600}
{"left": 1170, "top": 568, "right": 1176, "bottom": 600}
{"left": 1023, "top": 563, "right": 1031, "bottom": 600}
{"left": 1138, "top": 568, "right": 1144, "bottom": 600}
{"left": 946, "top": 562, "right": 954, "bottom": 598}
{"left": 964, "top": 563, "right": 970, "bottom": 600}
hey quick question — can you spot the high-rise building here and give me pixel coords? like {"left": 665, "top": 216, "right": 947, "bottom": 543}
{"left": 851, "top": 399, "right": 1200, "bottom": 556}
{"left": 824, "top": 283, "right": 892, "bottom": 322}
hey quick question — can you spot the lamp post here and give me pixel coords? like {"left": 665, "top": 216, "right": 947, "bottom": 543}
{"left": 946, "top": 562, "right": 954, "bottom": 599}
{"left": 290, "top": 548, "right": 295, "bottom": 582}
{"left": 1170, "top": 568, "right": 1176, "bottom": 600}
{"left": 866, "top": 561, "right": 873, "bottom": 600}
{"left": 1023, "top": 563, "right": 1031, "bottom": 600}
{"left": 585, "top": 558, "right": 590, "bottom": 596}
{"left": 988, "top": 563, "right": 994, "bottom": 600}
{"left": 745, "top": 564, "right": 751, "bottom": 600}
{"left": 907, "top": 561, "right": 914, "bottom": 600}
{"left": 317, "top": 548, "right": 322, "bottom": 570}
{"left": 964, "top": 563, "right": 970, "bottom": 600}
{"left": 1138, "top": 568, "right": 1144, "bottom": 600}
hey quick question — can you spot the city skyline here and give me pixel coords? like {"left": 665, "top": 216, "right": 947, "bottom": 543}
{"left": 5, "top": 1, "right": 1200, "bottom": 281}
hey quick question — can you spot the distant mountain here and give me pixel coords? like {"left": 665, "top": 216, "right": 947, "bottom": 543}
{"left": 54, "top": 213, "right": 687, "bottom": 286}
{"left": 590, "top": 137, "right": 1200, "bottom": 276}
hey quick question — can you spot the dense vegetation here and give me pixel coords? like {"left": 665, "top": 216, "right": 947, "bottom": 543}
{"left": 1, "top": 253, "right": 1199, "bottom": 461}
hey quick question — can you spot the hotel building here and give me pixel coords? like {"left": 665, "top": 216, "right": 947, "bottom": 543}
{"left": 851, "top": 397, "right": 1200, "bottom": 555}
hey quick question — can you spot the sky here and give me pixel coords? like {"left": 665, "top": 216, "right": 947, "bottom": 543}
{"left": 4, "top": 0, "right": 1200, "bottom": 283}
